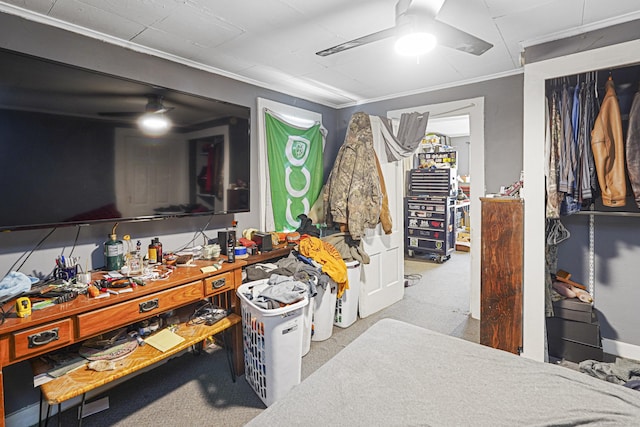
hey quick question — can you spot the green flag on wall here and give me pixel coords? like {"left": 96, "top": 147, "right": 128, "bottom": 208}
{"left": 265, "top": 111, "right": 323, "bottom": 231}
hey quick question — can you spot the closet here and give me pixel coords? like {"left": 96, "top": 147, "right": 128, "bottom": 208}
{"left": 543, "top": 61, "right": 640, "bottom": 362}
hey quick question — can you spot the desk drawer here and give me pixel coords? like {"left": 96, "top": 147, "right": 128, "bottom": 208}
{"left": 13, "top": 318, "right": 73, "bottom": 359}
{"left": 77, "top": 281, "right": 203, "bottom": 338}
{"left": 203, "top": 272, "right": 234, "bottom": 297}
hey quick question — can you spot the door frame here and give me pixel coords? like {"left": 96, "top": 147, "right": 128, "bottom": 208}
{"left": 387, "top": 97, "right": 485, "bottom": 319}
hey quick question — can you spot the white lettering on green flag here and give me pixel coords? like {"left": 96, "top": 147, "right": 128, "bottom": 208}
{"left": 265, "top": 111, "right": 323, "bottom": 231}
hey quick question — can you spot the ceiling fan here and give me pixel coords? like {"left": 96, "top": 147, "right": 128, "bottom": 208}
{"left": 316, "top": 0, "right": 493, "bottom": 57}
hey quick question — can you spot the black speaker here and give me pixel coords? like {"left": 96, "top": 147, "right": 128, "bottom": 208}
{"left": 218, "top": 231, "right": 236, "bottom": 255}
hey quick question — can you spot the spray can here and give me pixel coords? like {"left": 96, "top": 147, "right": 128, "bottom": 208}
{"left": 227, "top": 231, "right": 235, "bottom": 263}
{"left": 104, "top": 223, "right": 124, "bottom": 271}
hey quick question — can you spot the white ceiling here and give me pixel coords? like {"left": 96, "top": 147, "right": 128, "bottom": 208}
{"left": 1, "top": 0, "right": 639, "bottom": 108}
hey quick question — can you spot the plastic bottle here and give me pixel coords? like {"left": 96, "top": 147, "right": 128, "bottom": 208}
{"left": 148, "top": 240, "right": 158, "bottom": 264}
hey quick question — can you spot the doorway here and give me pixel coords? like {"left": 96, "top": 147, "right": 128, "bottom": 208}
{"left": 387, "top": 97, "right": 485, "bottom": 319}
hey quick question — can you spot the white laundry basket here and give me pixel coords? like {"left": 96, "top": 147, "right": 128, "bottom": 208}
{"left": 302, "top": 295, "right": 313, "bottom": 356}
{"left": 237, "top": 279, "right": 309, "bottom": 406}
{"left": 335, "top": 260, "right": 361, "bottom": 328}
{"left": 311, "top": 280, "right": 337, "bottom": 341}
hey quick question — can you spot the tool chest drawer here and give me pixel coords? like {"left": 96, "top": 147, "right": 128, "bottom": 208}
{"left": 408, "top": 168, "right": 457, "bottom": 196}
{"left": 407, "top": 217, "right": 447, "bottom": 231}
{"left": 203, "top": 271, "right": 234, "bottom": 297}
{"left": 12, "top": 318, "right": 73, "bottom": 360}
{"left": 77, "top": 280, "right": 204, "bottom": 338}
{"left": 406, "top": 236, "right": 449, "bottom": 254}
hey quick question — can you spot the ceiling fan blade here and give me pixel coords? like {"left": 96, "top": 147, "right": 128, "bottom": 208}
{"left": 316, "top": 26, "right": 398, "bottom": 57}
{"left": 98, "top": 111, "right": 139, "bottom": 117}
{"left": 429, "top": 20, "right": 493, "bottom": 55}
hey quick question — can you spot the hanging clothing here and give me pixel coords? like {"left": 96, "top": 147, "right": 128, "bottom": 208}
{"left": 626, "top": 87, "right": 640, "bottom": 208}
{"left": 369, "top": 112, "right": 429, "bottom": 163}
{"left": 374, "top": 151, "right": 392, "bottom": 234}
{"left": 578, "top": 77, "right": 598, "bottom": 202}
{"left": 323, "top": 112, "right": 382, "bottom": 240}
{"left": 547, "top": 91, "right": 563, "bottom": 219}
{"left": 591, "top": 77, "right": 627, "bottom": 207}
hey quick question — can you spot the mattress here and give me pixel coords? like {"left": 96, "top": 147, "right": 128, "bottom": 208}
{"left": 246, "top": 318, "right": 640, "bottom": 426}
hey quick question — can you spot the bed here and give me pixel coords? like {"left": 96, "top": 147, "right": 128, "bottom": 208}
{"left": 246, "top": 318, "right": 640, "bottom": 426}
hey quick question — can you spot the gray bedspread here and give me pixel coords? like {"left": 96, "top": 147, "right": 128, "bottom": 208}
{"left": 246, "top": 318, "right": 640, "bottom": 426}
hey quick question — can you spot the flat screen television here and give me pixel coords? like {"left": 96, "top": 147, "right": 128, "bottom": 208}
{"left": 0, "top": 48, "right": 250, "bottom": 231}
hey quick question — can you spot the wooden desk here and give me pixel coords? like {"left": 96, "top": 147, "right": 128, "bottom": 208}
{"left": 0, "top": 259, "right": 245, "bottom": 426}
{"left": 242, "top": 244, "right": 293, "bottom": 267}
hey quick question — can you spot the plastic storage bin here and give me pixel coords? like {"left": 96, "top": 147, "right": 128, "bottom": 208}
{"left": 237, "top": 279, "right": 309, "bottom": 406}
{"left": 334, "top": 260, "right": 361, "bottom": 328}
{"left": 311, "top": 281, "right": 337, "bottom": 341}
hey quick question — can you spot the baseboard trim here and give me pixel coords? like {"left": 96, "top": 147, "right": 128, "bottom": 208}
{"left": 602, "top": 338, "right": 640, "bottom": 361}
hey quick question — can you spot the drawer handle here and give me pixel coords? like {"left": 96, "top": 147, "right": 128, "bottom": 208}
{"left": 28, "top": 328, "right": 59, "bottom": 348}
{"left": 211, "top": 278, "right": 226, "bottom": 289}
{"left": 139, "top": 299, "right": 159, "bottom": 313}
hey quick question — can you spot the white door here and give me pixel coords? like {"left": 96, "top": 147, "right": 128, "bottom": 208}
{"left": 359, "top": 159, "right": 405, "bottom": 318}
{"left": 115, "top": 129, "right": 189, "bottom": 218}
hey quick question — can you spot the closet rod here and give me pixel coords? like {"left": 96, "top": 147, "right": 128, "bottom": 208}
{"left": 575, "top": 210, "right": 640, "bottom": 217}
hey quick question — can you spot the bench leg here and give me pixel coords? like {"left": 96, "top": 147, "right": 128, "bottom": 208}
{"left": 78, "top": 393, "right": 86, "bottom": 427}
{"left": 221, "top": 329, "right": 236, "bottom": 382}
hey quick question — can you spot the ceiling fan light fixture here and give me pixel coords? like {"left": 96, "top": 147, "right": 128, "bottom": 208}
{"left": 395, "top": 32, "right": 437, "bottom": 56}
{"left": 138, "top": 112, "right": 172, "bottom": 136}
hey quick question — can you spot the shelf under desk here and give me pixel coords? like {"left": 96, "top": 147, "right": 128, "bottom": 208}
{"left": 34, "top": 313, "right": 241, "bottom": 406}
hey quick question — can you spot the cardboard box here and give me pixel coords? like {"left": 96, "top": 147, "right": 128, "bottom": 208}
{"left": 546, "top": 313, "right": 601, "bottom": 347}
{"left": 547, "top": 335, "right": 603, "bottom": 362}
{"left": 552, "top": 298, "right": 593, "bottom": 323}
{"left": 546, "top": 312, "right": 603, "bottom": 363}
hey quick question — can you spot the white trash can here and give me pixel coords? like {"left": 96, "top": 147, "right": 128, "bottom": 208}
{"left": 334, "top": 261, "right": 361, "bottom": 328}
{"left": 311, "top": 281, "right": 337, "bottom": 341}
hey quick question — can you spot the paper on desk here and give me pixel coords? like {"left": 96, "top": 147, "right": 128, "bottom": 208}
{"left": 144, "top": 329, "right": 185, "bottom": 352}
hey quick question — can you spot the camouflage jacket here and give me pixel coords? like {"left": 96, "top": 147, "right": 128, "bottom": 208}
{"left": 323, "top": 112, "right": 382, "bottom": 240}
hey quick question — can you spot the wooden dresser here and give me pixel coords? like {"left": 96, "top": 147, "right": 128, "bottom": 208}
{"left": 480, "top": 197, "right": 524, "bottom": 354}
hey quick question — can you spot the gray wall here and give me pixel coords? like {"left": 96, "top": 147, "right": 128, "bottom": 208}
{"left": 450, "top": 136, "right": 470, "bottom": 177}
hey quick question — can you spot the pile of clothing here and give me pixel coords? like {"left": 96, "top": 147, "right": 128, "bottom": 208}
{"left": 243, "top": 235, "right": 349, "bottom": 308}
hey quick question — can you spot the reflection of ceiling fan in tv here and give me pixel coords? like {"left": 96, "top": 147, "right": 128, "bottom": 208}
{"left": 99, "top": 94, "right": 174, "bottom": 135}
{"left": 316, "top": 0, "right": 493, "bottom": 57}
{"left": 98, "top": 94, "right": 173, "bottom": 118}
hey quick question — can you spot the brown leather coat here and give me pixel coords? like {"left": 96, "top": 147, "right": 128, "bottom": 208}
{"left": 591, "top": 78, "right": 626, "bottom": 207}
{"left": 626, "top": 89, "right": 640, "bottom": 208}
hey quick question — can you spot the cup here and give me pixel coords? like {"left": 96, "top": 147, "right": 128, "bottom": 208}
{"left": 54, "top": 265, "right": 77, "bottom": 281}
{"left": 77, "top": 272, "right": 93, "bottom": 284}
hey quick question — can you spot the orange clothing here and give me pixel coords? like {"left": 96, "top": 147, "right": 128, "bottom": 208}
{"left": 298, "top": 236, "right": 349, "bottom": 297}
